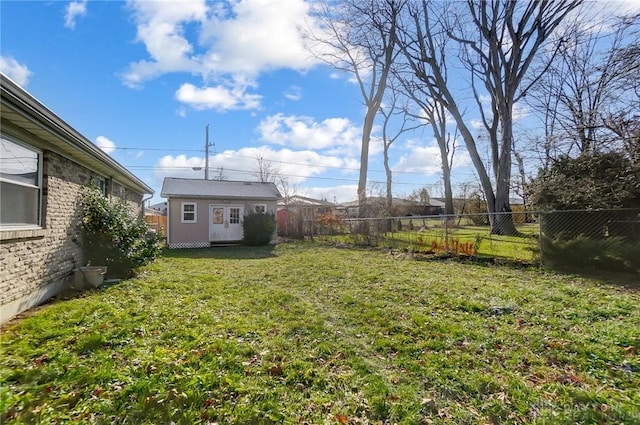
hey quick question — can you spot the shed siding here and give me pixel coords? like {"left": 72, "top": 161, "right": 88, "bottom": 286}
{"left": 167, "top": 197, "right": 278, "bottom": 248}
{"left": 168, "top": 198, "right": 210, "bottom": 247}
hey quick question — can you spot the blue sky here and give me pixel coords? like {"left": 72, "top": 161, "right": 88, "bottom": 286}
{"left": 1, "top": 0, "right": 636, "bottom": 205}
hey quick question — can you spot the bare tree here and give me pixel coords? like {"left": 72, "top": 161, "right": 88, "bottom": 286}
{"left": 211, "top": 167, "right": 228, "bottom": 181}
{"left": 396, "top": 64, "right": 458, "bottom": 216}
{"left": 526, "top": 13, "right": 639, "bottom": 165}
{"left": 526, "top": 13, "right": 639, "bottom": 159}
{"left": 276, "top": 175, "right": 298, "bottom": 206}
{"left": 251, "top": 154, "right": 297, "bottom": 204}
{"left": 398, "top": 0, "right": 581, "bottom": 235}
{"left": 253, "top": 154, "right": 280, "bottom": 183}
{"left": 309, "top": 0, "right": 406, "bottom": 216}
{"left": 378, "top": 78, "right": 424, "bottom": 216}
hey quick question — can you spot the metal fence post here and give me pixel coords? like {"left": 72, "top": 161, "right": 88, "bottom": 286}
{"left": 538, "top": 212, "right": 544, "bottom": 268}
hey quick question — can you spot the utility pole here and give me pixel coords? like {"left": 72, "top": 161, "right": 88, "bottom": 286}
{"left": 204, "top": 124, "right": 210, "bottom": 180}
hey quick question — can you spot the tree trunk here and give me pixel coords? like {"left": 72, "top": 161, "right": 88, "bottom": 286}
{"left": 383, "top": 144, "right": 393, "bottom": 215}
{"left": 446, "top": 106, "right": 497, "bottom": 218}
{"left": 441, "top": 159, "right": 454, "bottom": 216}
{"left": 491, "top": 114, "right": 519, "bottom": 235}
{"left": 357, "top": 105, "right": 377, "bottom": 217}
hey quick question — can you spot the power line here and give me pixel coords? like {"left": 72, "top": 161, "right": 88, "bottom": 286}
{"left": 108, "top": 145, "right": 465, "bottom": 177}
{"left": 125, "top": 164, "right": 479, "bottom": 188}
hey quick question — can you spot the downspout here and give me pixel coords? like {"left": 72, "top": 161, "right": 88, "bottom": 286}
{"left": 141, "top": 194, "right": 153, "bottom": 220}
{"left": 166, "top": 198, "right": 170, "bottom": 247}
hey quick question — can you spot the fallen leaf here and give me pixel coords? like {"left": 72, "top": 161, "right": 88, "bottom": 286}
{"left": 557, "top": 373, "right": 583, "bottom": 385}
{"left": 268, "top": 364, "right": 283, "bottom": 376}
{"left": 33, "top": 354, "right": 49, "bottom": 367}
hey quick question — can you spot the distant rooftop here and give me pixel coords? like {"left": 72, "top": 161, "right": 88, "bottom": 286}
{"left": 341, "top": 197, "right": 444, "bottom": 207}
{"left": 278, "top": 195, "right": 336, "bottom": 207}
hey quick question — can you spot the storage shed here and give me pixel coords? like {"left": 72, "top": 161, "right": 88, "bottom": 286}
{"left": 161, "top": 178, "right": 281, "bottom": 248}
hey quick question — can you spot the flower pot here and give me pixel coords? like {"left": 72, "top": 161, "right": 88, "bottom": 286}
{"left": 79, "top": 266, "right": 107, "bottom": 288}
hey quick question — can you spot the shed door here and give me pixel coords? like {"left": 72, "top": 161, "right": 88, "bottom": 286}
{"left": 209, "top": 204, "right": 244, "bottom": 242}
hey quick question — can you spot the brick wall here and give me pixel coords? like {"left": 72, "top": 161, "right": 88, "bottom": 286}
{"left": 0, "top": 150, "right": 143, "bottom": 321}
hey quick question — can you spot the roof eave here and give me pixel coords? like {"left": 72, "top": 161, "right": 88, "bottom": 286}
{"left": 1, "top": 73, "right": 153, "bottom": 195}
{"left": 162, "top": 193, "right": 281, "bottom": 200}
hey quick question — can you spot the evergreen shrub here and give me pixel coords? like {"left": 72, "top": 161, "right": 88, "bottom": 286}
{"left": 243, "top": 212, "right": 276, "bottom": 246}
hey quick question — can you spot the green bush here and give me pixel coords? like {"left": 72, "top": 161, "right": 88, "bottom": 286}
{"left": 81, "top": 188, "right": 162, "bottom": 277}
{"left": 242, "top": 212, "right": 276, "bottom": 246}
{"left": 540, "top": 234, "right": 640, "bottom": 274}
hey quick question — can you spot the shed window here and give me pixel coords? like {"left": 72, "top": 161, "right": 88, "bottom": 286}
{"left": 0, "top": 136, "right": 42, "bottom": 228}
{"left": 254, "top": 204, "right": 266, "bottom": 214}
{"left": 229, "top": 207, "right": 240, "bottom": 224}
{"left": 181, "top": 202, "right": 197, "bottom": 223}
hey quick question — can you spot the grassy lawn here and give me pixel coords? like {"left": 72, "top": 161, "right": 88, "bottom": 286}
{"left": 321, "top": 220, "right": 540, "bottom": 261}
{"left": 2, "top": 242, "right": 639, "bottom": 424}
{"left": 385, "top": 224, "right": 539, "bottom": 261}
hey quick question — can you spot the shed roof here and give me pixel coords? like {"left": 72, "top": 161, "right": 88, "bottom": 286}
{"left": 161, "top": 178, "right": 281, "bottom": 200}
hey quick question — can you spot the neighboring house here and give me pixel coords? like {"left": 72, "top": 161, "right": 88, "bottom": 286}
{"left": 0, "top": 73, "right": 153, "bottom": 323}
{"left": 338, "top": 197, "right": 444, "bottom": 217}
{"left": 161, "top": 178, "right": 281, "bottom": 248}
{"left": 277, "top": 195, "right": 337, "bottom": 238}
{"left": 143, "top": 206, "right": 167, "bottom": 234}
{"left": 149, "top": 201, "right": 168, "bottom": 215}
{"left": 144, "top": 207, "right": 165, "bottom": 216}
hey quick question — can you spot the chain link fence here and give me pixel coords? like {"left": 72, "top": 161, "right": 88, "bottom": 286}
{"left": 299, "top": 209, "right": 640, "bottom": 275}
{"left": 538, "top": 209, "right": 640, "bottom": 274}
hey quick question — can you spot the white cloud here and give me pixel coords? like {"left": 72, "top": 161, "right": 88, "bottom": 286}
{"left": 95, "top": 136, "right": 116, "bottom": 154}
{"left": 123, "top": 0, "right": 319, "bottom": 91}
{"left": 304, "top": 184, "right": 358, "bottom": 204}
{"left": 0, "top": 56, "right": 32, "bottom": 86}
{"left": 153, "top": 146, "right": 357, "bottom": 186}
{"left": 155, "top": 154, "right": 207, "bottom": 179}
{"left": 393, "top": 138, "right": 471, "bottom": 175}
{"left": 122, "top": 0, "right": 208, "bottom": 88}
{"left": 470, "top": 119, "right": 484, "bottom": 130}
{"left": 284, "top": 85, "right": 302, "bottom": 101}
{"left": 175, "top": 82, "right": 262, "bottom": 111}
{"left": 257, "top": 113, "right": 361, "bottom": 155}
{"left": 393, "top": 142, "right": 442, "bottom": 175}
{"left": 210, "top": 146, "right": 351, "bottom": 183}
{"left": 199, "top": 0, "right": 317, "bottom": 76}
{"left": 513, "top": 101, "right": 530, "bottom": 121}
{"left": 565, "top": 1, "right": 640, "bottom": 34}
{"left": 64, "top": 0, "right": 88, "bottom": 29}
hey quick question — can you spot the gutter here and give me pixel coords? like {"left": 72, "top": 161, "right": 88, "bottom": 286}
{"left": 1, "top": 73, "right": 153, "bottom": 196}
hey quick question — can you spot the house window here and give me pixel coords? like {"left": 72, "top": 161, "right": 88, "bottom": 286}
{"left": 94, "top": 176, "right": 107, "bottom": 196}
{"left": 229, "top": 207, "right": 240, "bottom": 224}
{"left": 255, "top": 204, "right": 266, "bottom": 214}
{"left": 181, "top": 202, "right": 197, "bottom": 223}
{"left": 115, "top": 184, "right": 125, "bottom": 200}
{"left": 0, "top": 136, "right": 42, "bottom": 228}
